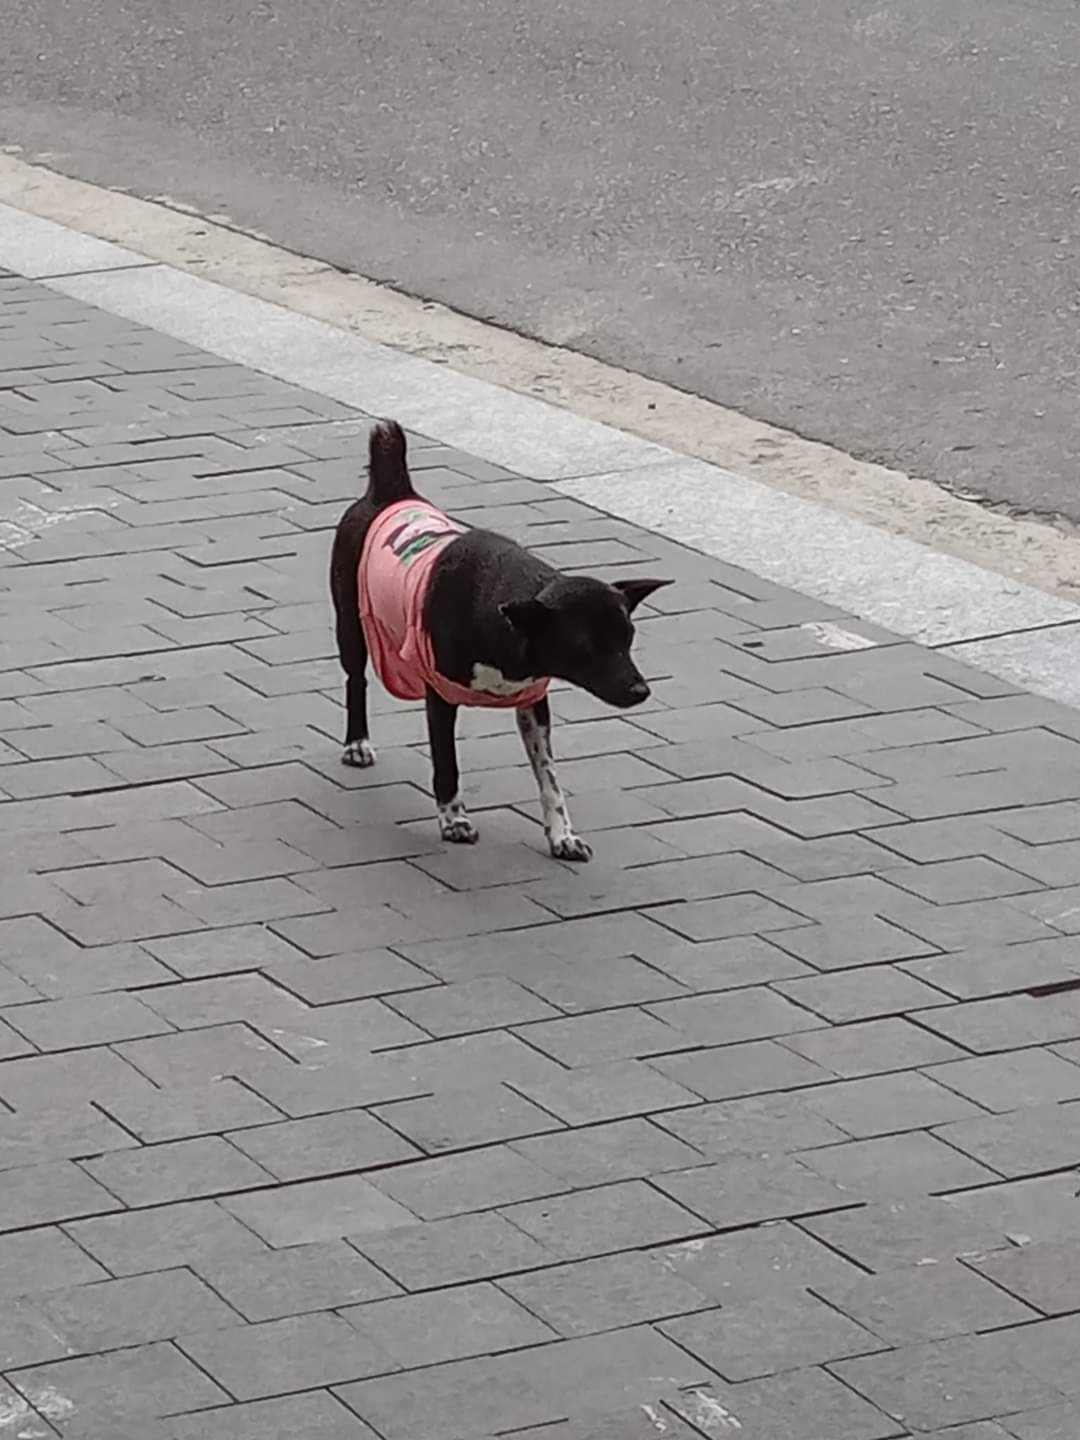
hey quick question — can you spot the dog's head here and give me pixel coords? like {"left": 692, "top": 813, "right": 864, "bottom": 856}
{"left": 501, "top": 575, "right": 671, "bottom": 708}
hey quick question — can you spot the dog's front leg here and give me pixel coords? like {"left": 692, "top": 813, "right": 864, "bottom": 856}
{"left": 517, "top": 699, "right": 592, "bottom": 862}
{"left": 425, "top": 688, "right": 477, "bottom": 844}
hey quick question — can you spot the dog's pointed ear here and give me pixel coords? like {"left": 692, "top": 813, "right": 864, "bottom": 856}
{"left": 500, "top": 599, "right": 549, "bottom": 634}
{"left": 614, "top": 578, "right": 674, "bottom": 613}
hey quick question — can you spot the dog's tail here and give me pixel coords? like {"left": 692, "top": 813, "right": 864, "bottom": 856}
{"left": 365, "top": 419, "right": 415, "bottom": 507}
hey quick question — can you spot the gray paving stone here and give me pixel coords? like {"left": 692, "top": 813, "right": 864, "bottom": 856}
{"left": 384, "top": 976, "right": 558, "bottom": 1035}
{"left": 803, "top": 1071, "right": 986, "bottom": 1138}
{"left": 501, "top": 1179, "right": 708, "bottom": 1260}
{"left": 81, "top": 1135, "right": 273, "bottom": 1206}
{"left": 798, "top": 1131, "right": 998, "bottom": 1197}
{"left": 654, "top": 1155, "right": 855, "bottom": 1229}
{"left": 168, "top": 1392, "right": 383, "bottom": 1440}
{"left": 781, "top": 1016, "right": 966, "bottom": 1078}
{"left": 510, "top": 1117, "right": 703, "bottom": 1187}
{"left": 773, "top": 964, "right": 952, "bottom": 1023}
{"left": 194, "top": 1238, "right": 398, "bottom": 1321}
{"left": 1003, "top": 1404, "right": 1080, "bottom": 1439}
{"left": 926, "top": 1050, "right": 1080, "bottom": 1112}
{"left": 803, "top": 1197, "right": 1008, "bottom": 1271}
{"left": 342, "top": 1281, "right": 555, "bottom": 1366}
{"left": 934, "top": 1103, "right": 1080, "bottom": 1178}
{"left": 819, "top": 1257, "right": 1039, "bottom": 1343}
{"left": 0, "top": 1103, "right": 136, "bottom": 1172}
{"left": 499, "top": 1251, "right": 711, "bottom": 1337}
{"left": 648, "top": 1038, "right": 833, "bottom": 1101}
{"left": 221, "top": 1173, "right": 415, "bottom": 1246}
{"left": 179, "top": 1311, "right": 394, "bottom": 1400}
{"left": 373, "top": 1082, "right": 563, "bottom": 1152}
{"left": 915, "top": 993, "right": 1080, "bottom": 1053}
{"left": 0, "top": 1160, "right": 122, "bottom": 1233}
{"left": 353, "top": 1210, "right": 551, "bottom": 1290}
{"left": 10, "top": 1341, "right": 229, "bottom": 1424}
{"left": 663, "top": 1290, "right": 882, "bottom": 1380}
{"left": 67, "top": 1199, "right": 268, "bottom": 1276}
{"left": 833, "top": 1333, "right": 1064, "bottom": 1432}
{"left": 513, "top": 1007, "right": 684, "bottom": 1066}
{"left": 370, "top": 1144, "right": 564, "bottom": 1219}
{"left": 657, "top": 1091, "right": 847, "bottom": 1158}
{"left": 0, "top": 1228, "right": 109, "bottom": 1296}
{"left": 970, "top": 1240, "right": 1080, "bottom": 1316}
{"left": 903, "top": 939, "right": 1080, "bottom": 1001}
{"left": 668, "top": 1369, "right": 902, "bottom": 1440}
{"left": 945, "top": 1174, "right": 1080, "bottom": 1246}
{"left": 98, "top": 1078, "right": 282, "bottom": 1142}
{"left": 772, "top": 915, "right": 938, "bottom": 969}
{"left": 36, "top": 1269, "right": 241, "bottom": 1351}
{"left": 512, "top": 1058, "right": 700, "bottom": 1125}
{"left": 647, "top": 985, "right": 824, "bottom": 1046}
{"left": 227, "top": 1110, "right": 420, "bottom": 1180}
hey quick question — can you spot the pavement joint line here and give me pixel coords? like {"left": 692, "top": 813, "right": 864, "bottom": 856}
{"left": 3, "top": 201, "right": 1080, "bottom": 711}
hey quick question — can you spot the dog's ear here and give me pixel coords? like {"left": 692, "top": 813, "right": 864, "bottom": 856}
{"left": 500, "top": 599, "right": 549, "bottom": 634}
{"left": 613, "top": 578, "right": 674, "bottom": 613}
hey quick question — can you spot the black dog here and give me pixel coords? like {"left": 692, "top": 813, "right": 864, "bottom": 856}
{"left": 330, "top": 420, "right": 670, "bottom": 861}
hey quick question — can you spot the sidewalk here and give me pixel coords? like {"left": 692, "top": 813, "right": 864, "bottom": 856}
{"left": 3, "top": 243, "right": 1080, "bottom": 1440}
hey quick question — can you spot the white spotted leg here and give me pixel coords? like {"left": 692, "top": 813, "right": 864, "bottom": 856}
{"left": 517, "top": 699, "right": 592, "bottom": 862}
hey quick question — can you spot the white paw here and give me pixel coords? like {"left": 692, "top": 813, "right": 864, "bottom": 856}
{"left": 550, "top": 832, "right": 593, "bottom": 863}
{"left": 441, "top": 816, "right": 479, "bottom": 845}
{"left": 342, "top": 739, "right": 377, "bottom": 768}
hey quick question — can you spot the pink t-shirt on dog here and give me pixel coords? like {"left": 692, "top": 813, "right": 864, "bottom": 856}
{"left": 357, "top": 499, "right": 550, "bottom": 710}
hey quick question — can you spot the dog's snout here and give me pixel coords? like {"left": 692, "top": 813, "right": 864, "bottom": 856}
{"left": 626, "top": 678, "right": 650, "bottom": 705}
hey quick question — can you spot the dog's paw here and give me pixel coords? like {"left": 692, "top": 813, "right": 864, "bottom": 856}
{"left": 342, "top": 739, "right": 377, "bottom": 768}
{"left": 550, "top": 833, "right": 593, "bottom": 863}
{"left": 441, "top": 815, "right": 479, "bottom": 845}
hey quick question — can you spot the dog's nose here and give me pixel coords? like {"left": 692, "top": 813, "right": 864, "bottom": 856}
{"left": 626, "top": 678, "right": 650, "bottom": 705}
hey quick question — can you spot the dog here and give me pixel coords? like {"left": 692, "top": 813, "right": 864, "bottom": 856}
{"left": 330, "top": 419, "right": 670, "bottom": 861}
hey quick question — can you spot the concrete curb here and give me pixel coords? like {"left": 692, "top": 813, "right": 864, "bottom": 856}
{"left": 3, "top": 200, "right": 1078, "bottom": 702}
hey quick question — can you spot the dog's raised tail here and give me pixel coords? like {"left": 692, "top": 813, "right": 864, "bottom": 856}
{"left": 366, "top": 419, "right": 415, "bottom": 506}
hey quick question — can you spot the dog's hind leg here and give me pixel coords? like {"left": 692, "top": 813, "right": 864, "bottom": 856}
{"left": 331, "top": 552, "right": 376, "bottom": 769}
{"left": 517, "top": 698, "right": 592, "bottom": 862}
{"left": 426, "top": 688, "right": 478, "bottom": 844}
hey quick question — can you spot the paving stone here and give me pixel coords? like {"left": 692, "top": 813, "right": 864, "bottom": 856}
{"left": 903, "top": 939, "right": 1080, "bottom": 1001}
{"left": 343, "top": 1281, "right": 555, "bottom": 1366}
{"left": 501, "top": 1179, "right": 708, "bottom": 1260}
{"left": 0, "top": 1103, "right": 136, "bottom": 1172}
{"left": 1004, "top": 1404, "right": 1080, "bottom": 1439}
{"left": 647, "top": 893, "right": 811, "bottom": 942}
{"left": 798, "top": 1131, "right": 998, "bottom": 1197}
{"left": 803, "top": 1197, "right": 1008, "bottom": 1271}
{"left": 647, "top": 985, "right": 824, "bottom": 1046}
{"left": 381, "top": 976, "right": 557, "bottom": 1035}
{"left": 67, "top": 1199, "right": 269, "bottom": 1276}
{"left": 179, "top": 1311, "right": 394, "bottom": 1400}
{"left": 668, "top": 1368, "right": 901, "bottom": 1440}
{"left": 81, "top": 1135, "right": 273, "bottom": 1205}
{"left": 803, "top": 1071, "right": 986, "bottom": 1138}
{"left": 373, "top": 1082, "right": 563, "bottom": 1152}
{"left": 221, "top": 1174, "right": 415, "bottom": 1246}
{"left": 0, "top": 1228, "right": 109, "bottom": 1296}
{"left": 99, "top": 1078, "right": 282, "bottom": 1142}
{"left": 514, "top": 1007, "right": 685, "bottom": 1066}
{"left": 370, "top": 1144, "right": 565, "bottom": 1219}
{"left": 819, "top": 1257, "right": 1038, "bottom": 1343}
{"left": 1001, "top": 1313, "right": 1080, "bottom": 1400}
{"left": 780, "top": 1016, "right": 965, "bottom": 1078}
{"left": 352, "top": 1211, "right": 551, "bottom": 1290}
{"left": 657, "top": 1091, "right": 847, "bottom": 1158}
{"left": 663, "top": 1290, "right": 882, "bottom": 1380}
{"left": 168, "top": 1392, "right": 383, "bottom": 1440}
{"left": 194, "top": 1238, "right": 399, "bottom": 1321}
{"left": 510, "top": 1117, "right": 704, "bottom": 1187}
{"left": 511, "top": 1058, "right": 700, "bottom": 1125}
{"left": 643, "top": 934, "right": 812, "bottom": 991}
{"left": 10, "top": 1341, "right": 229, "bottom": 1424}
{"left": 228, "top": 1110, "right": 420, "bottom": 1180}
{"left": 649, "top": 1037, "right": 833, "bottom": 1100}
{"left": 926, "top": 1050, "right": 1080, "bottom": 1112}
{"left": 915, "top": 993, "right": 1080, "bottom": 1053}
{"left": 970, "top": 1240, "right": 1080, "bottom": 1316}
{"left": 934, "top": 1103, "right": 1080, "bottom": 1178}
{"left": 773, "top": 964, "right": 952, "bottom": 1022}
{"left": 773, "top": 915, "right": 937, "bottom": 969}
{"left": 946, "top": 1174, "right": 1080, "bottom": 1246}
{"left": 36, "top": 1269, "right": 241, "bottom": 1351}
{"left": 0, "top": 1161, "right": 122, "bottom": 1233}
{"left": 144, "top": 923, "right": 310, "bottom": 978}
{"left": 499, "top": 1251, "right": 711, "bottom": 1337}
{"left": 654, "top": 1155, "right": 855, "bottom": 1228}
{"left": 833, "top": 1333, "right": 1063, "bottom": 1432}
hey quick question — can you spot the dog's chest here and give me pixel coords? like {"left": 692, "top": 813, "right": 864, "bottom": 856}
{"left": 470, "top": 663, "right": 538, "bottom": 698}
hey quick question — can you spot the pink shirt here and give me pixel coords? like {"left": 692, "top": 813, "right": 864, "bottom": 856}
{"left": 357, "top": 499, "right": 550, "bottom": 710}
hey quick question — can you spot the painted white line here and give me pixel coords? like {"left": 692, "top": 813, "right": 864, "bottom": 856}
{"left": 3, "top": 199, "right": 1080, "bottom": 703}
{"left": 0, "top": 202, "right": 149, "bottom": 278}
{"left": 555, "top": 462, "right": 1080, "bottom": 648}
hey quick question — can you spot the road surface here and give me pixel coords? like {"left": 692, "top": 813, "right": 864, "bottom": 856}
{"left": 4, "top": 0, "right": 1079, "bottom": 516}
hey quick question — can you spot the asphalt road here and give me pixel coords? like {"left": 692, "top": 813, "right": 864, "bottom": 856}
{"left": 4, "top": 0, "right": 1079, "bottom": 516}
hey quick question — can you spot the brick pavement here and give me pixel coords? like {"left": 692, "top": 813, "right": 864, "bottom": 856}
{"left": 3, "top": 265, "right": 1080, "bottom": 1437}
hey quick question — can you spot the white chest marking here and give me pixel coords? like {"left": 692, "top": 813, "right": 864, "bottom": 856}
{"left": 470, "top": 663, "right": 537, "bottom": 697}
